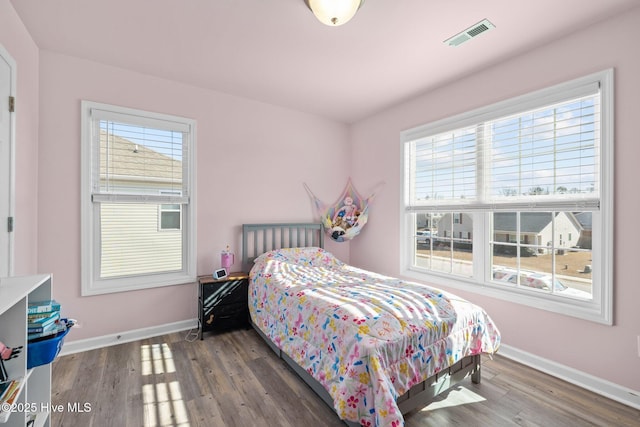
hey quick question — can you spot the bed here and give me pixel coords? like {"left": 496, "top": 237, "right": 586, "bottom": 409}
{"left": 242, "top": 223, "right": 501, "bottom": 427}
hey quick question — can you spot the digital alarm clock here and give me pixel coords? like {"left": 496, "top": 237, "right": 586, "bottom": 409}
{"left": 213, "top": 268, "right": 228, "bottom": 280}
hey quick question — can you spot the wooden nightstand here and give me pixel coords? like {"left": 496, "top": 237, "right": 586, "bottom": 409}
{"left": 198, "top": 272, "right": 249, "bottom": 339}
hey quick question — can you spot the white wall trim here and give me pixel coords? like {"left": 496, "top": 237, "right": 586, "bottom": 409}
{"left": 59, "top": 318, "right": 198, "bottom": 356}
{"left": 0, "top": 42, "right": 17, "bottom": 277}
{"left": 499, "top": 344, "right": 640, "bottom": 410}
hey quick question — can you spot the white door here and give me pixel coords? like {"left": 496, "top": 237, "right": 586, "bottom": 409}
{"left": 0, "top": 45, "right": 15, "bottom": 277}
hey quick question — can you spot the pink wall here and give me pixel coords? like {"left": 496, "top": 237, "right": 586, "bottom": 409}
{"left": 4, "top": 0, "right": 639, "bottom": 396}
{"left": 350, "top": 8, "right": 640, "bottom": 391}
{"left": 35, "top": 51, "right": 350, "bottom": 340}
{"left": 0, "top": 2, "right": 39, "bottom": 274}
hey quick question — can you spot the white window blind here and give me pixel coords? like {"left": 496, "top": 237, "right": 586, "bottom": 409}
{"left": 406, "top": 82, "right": 600, "bottom": 212}
{"left": 90, "top": 108, "right": 190, "bottom": 204}
{"left": 409, "top": 127, "right": 478, "bottom": 205}
{"left": 487, "top": 94, "right": 599, "bottom": 208}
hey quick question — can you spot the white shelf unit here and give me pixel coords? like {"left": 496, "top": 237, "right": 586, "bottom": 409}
{"left": 0, "top": 274, "right": 52, "bottom": 427}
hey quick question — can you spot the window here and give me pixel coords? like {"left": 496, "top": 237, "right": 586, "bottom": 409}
{"left": 159, "top": 191, "right": 182, "bottom": 231}
{"left": 81, "top": 101, "right": 196, "bottom": 295}
{"left": 159, "top": 204, "right": 181, "bottom": 230}
{"left": 401, "top": 70, "right": 613, "bottom": 324}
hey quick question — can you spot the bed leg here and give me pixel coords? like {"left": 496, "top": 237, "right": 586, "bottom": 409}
{"left": 471, "top": 355, "right": 481, "bottom": 384}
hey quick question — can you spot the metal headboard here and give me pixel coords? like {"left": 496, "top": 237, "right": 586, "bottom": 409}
{"left": 242, "top": 223, "right": 324, "bottom": 272}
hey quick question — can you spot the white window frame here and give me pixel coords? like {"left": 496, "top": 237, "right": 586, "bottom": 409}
{"left": 400, "top": 70, "right": 613, "bottom": 325}
{"left": 81, "top": 101, "right": 197, "bottom": 295}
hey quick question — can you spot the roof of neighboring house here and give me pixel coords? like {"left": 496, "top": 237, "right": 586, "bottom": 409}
{"left": 100, "top": 131, "right": 182, "bottom": 184}
{"left": 494, "top": 212, "right": 567, "bottom": 233}
{"left": 573, "top": 212, "right": 592, "bottom": 230}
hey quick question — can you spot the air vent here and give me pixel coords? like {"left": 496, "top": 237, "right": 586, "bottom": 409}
{"left": 444, "top": 19, "right": 495, "bottom": 47}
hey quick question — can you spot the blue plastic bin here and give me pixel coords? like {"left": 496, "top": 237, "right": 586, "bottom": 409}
{"left": 27, "top": 327, "right": 70, "bottom": 369}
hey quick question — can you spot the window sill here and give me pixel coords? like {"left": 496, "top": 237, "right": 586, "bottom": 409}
{"left": 401, "top": 267, "right": 612, "bottom": 325}
{"left": 81, "top": 272, "right": 196, "bottom": 296}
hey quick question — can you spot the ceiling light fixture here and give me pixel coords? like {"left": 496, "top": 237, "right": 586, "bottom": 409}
{"left": 304, "top": 0, "right": 364, "bottom": 26}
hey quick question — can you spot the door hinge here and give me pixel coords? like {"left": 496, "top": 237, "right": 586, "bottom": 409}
{"left": 7, "top": 217, "right": 13, "bottom": 233}
{"left": 8, "top": 96, "right": 15, "bottom": 113}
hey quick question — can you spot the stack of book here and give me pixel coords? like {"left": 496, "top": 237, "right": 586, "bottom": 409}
{"left": 0, "top": 377, "right": 23, "bottom": 409}
{"left": 27, "top": 300, "right": 62, "bottom": 342}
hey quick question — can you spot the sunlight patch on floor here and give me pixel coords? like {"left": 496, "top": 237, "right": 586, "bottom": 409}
{"left": 141, "top": 343, "right": 189, "bottom": 426}
{"left": 141, "top": 343, "right": 176, "bottom": 375}
{"left": 421, "top": 386, "right": 486, "bottom": 411}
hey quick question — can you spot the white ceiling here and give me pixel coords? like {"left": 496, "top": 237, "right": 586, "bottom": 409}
{"left": 10, "top": 0, "right": 640, "bottom": 123}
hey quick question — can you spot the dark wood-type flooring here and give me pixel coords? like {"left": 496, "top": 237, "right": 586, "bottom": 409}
{"left": 51, "top": 328, "right": 639, "bottom": 427}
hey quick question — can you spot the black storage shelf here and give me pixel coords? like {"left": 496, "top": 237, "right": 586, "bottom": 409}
{"left": 198, "top": 273, "right": 249, "bottom": 339}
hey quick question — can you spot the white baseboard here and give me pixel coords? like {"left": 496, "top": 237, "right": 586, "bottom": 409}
{"left": 59, "top": 318, "right": 199, "bottom": 356}
{"left": 498, "top": 344, "right": 640, "bottom": 411}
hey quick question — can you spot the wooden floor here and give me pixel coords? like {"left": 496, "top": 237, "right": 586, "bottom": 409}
{"left": 51, "top": 327, "right": 639, "bottom": 427}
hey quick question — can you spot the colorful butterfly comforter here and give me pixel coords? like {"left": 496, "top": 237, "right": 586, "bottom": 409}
{"left": 249, "top": 247, "right": 501, "bottom": 427}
